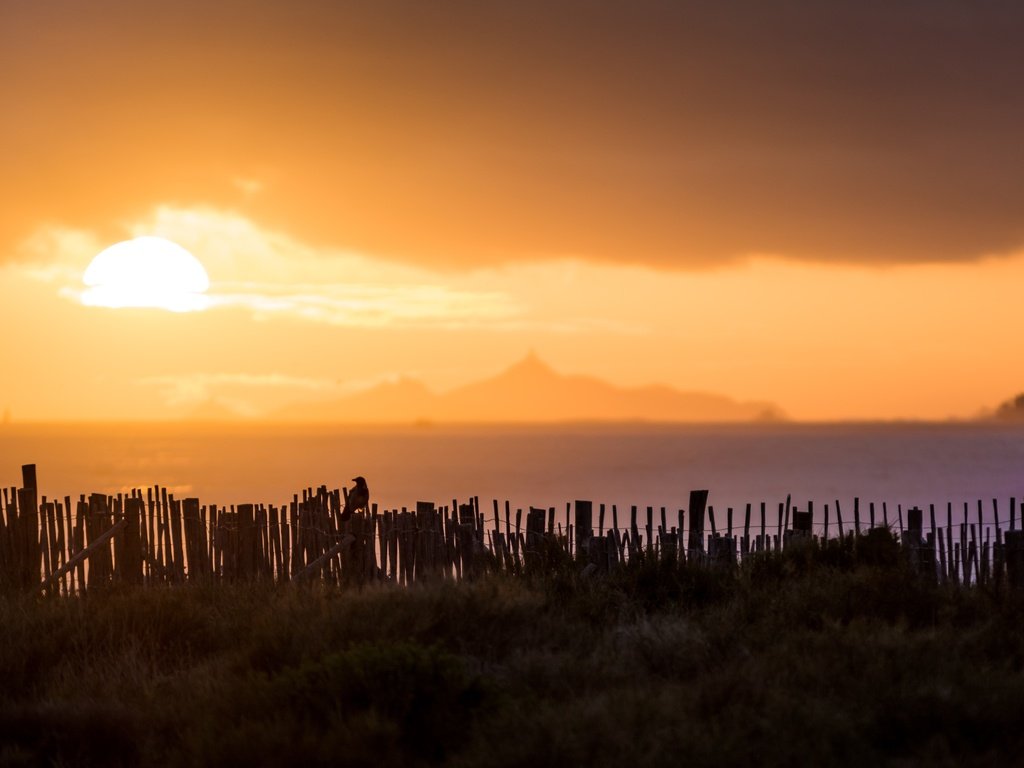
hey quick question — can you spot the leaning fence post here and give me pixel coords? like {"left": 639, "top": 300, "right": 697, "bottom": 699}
{"left": 292, "top": 536, "right": 354, "bottom": 583}
{"left": 40, "top": 519, "right": 127, "bottom": 593}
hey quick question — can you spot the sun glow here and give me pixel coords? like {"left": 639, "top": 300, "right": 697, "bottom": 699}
{"left": 81, "top": 236, "right": 210, "bottom": 311}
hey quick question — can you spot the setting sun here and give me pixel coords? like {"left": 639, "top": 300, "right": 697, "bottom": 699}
{"left": 81, "top": 236, "right": 210, "bottom": 312}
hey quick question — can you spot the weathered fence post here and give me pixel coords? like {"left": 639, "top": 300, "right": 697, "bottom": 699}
{"left": 742, "top": 503, "right": 751, "bottom": 557}
{"left": 1005, "top": 530, "right": 1024, "bottom": 589}
{"left": 629, "top": 506, "right": 639, "bottom": 560}
{"left": 946, "top": 503, "right": 956, "bottom": 584}
{"left": 182, "top": 498, "right": 203, "bottom": 580}
{"left": 169, "top": 497, "right": 185, "bottom": 581}
{"left": 457, "top": 503, "right": 475, "bottom": 579}
{"left": 575, "top": 501, "right": 593, "bottom": 558}
{"left": 687, "top": 490, "right": 708, "bottom": 562}
{"left": 86, "top": 493, "right": 114, "bottom": 587}
{"left": 788, "top": 505, "right": 813, "bottom": 549}
{"left": 526, "top": 507, "right": 546, "bottom": 571}
{"left": 238, "top": 504, "right": 256, "bottom": 579}
{"left": 904, "top": 506, "right": 923, "bottom": 573}
{"left": 122, "top": 497, "right": 144, "bottom": 585}
{"left": 19, "top": 465, "right": 40, "bottom": 589}
{"left": 707, "top": 534, "right": 736, "bottom": 568}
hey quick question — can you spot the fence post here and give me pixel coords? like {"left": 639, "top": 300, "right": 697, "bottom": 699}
{"left": 122, "top": 497, "right": 144, "bottom": 585}
{"left": 525, "top": 507, "right": 546, "bottom": 571}
{"left": 86, "top": 493, "right": 114, "bottom": 587}
{"left": 905, "top": 506, "right": 923, "bottom": 572}
{"left": 573, "top": 499, "right": 598, "bottom": 561}
{"left": 40, "top": 519, "right": 127, "bottom": 593}
{"left": 1005, "top": 531, "right": 1024, "bottom": 589}
{"left": 793, "top": 506, "right": 813, "bottom": 537}
{"left": 457, "top": 503, "right": 475, "bottom": 580}
{"left": 687, "top": 490, "right": 708, "bottom": 562}
{"left": 574, "top": 501, "right": 593, "bottom": 557}
{"left": 20, "top": 465, "right": 39, "bottom": 589}
{"left": 182, "top": 498, "right": 202, "bottom": 580}
{"left": 236, "top": 504, "right": 255, "bottom": 579}
{"left": 169, "top": 497, "right": 185, "bottom": 582}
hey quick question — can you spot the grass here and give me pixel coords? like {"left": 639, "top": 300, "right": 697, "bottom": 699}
{"left": 2, "top": 538, "right": 1024, "bottom": 767}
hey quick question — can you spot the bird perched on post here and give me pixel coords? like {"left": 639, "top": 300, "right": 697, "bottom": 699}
{"left": 342, "top": 476, "right": 369, "bottom": 521}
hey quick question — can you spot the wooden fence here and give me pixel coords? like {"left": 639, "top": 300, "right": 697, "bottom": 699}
{"left": 3, "top": 464, "right": 1024, "bottom": 594}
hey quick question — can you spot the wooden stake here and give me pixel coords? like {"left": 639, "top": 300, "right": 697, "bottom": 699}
{"left": 41, "top": 519, "right": 126, "bottom": 592}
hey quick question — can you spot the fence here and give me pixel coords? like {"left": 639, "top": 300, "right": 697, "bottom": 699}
{"left": 3, "top": 464, "right": 1024, "bottom": 594}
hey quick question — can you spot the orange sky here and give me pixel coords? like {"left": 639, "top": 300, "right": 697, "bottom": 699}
{"left": 2, "top": 1, "right": 1024, "bottom": 422}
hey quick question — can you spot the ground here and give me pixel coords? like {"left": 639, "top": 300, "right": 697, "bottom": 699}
{"left": 2, "top": 549, "right": 1023, "bottom": 767}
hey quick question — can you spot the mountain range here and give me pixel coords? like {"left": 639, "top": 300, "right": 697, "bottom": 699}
{"left": 272, "top": 352, "right": 784, "bottom": 423}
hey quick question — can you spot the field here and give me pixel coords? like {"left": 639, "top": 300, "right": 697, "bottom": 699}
{"left": 3, "top": 542, "right": 1024, "bottom": 767}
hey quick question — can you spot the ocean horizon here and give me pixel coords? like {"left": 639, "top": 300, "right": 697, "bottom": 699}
{"left": 2, "top": 420, "right": 1022, "bottom": 533}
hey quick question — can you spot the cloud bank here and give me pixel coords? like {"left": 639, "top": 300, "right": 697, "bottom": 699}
{"left": 3, "top": 0, "right": 1023, "bottom": 269}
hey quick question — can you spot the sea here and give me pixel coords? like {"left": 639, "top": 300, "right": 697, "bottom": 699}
{"left": 1, "top": 421, "right": 1022, "bottom": 532}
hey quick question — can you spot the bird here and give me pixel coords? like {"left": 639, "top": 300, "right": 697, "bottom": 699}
{"left": 341, "top": 476, "right": 369, "bottom": 521}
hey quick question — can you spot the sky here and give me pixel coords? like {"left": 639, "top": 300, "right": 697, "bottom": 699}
{"left": 2, "top": 0, "right": 1024, "bottom": 421}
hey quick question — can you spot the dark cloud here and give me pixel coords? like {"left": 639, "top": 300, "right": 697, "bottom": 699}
{"left": 3, "top": 0, "right": 1023, "bottom": 268}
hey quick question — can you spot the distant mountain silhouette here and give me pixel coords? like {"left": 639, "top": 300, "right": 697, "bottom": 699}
{"left": 274, "top": 352, "right": 784, "bottom": 423}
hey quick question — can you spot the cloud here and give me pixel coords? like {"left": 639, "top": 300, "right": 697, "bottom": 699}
{"left": 148, "top": 207, "right": 524, "bottom": 328}
{"left": 206, "top": 283, "right": 518, "bottom": 329}
{"left": 14, "top": 204, "right": 650, "bottom": 335}
{"left": 12, "top": 226, "right": 103, "bottom": 282}
{"left": 20, "top": 206, "right": 527, "bottom": 329}
{"left": 4, "top": 1, "right": 1024, "bottom": 269}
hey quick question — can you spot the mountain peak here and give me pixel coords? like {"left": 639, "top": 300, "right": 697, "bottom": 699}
{"left": 276, "top": 354, "right": 784, "bottom": 423}
{"left": 504, "top": 350, "right": 556, "bottom": 378}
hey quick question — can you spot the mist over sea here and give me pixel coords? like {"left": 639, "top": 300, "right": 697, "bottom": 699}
{"left": 1, "top": 422, "right": 1022, "bottom": 530}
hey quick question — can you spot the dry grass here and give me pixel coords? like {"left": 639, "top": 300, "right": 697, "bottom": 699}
{"left": 2, "top": 540, "right": 1024, "bottom": 767}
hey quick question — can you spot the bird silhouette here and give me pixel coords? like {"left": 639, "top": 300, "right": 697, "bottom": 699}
{"left": 342, "top": 476, "right": 369, "bottom": 521}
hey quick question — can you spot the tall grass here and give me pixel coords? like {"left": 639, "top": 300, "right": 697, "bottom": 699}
{"left": 2, "top": 537, "right": 1024, "bottom": 766}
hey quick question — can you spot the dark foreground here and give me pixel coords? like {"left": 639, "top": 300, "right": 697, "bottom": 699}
{"left": 3, "top": 549, "right": 1024, "bottom": 767}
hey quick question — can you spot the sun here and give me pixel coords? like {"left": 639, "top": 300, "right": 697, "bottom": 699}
{"left": 82, "top": 236, "right": 211, "bottom": 312}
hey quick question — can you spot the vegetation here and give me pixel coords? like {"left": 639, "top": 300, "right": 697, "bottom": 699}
{"left": 995, "top": 392, "right": 1024, "bottom": 421}
{"left": 2, "top": 538, "right": 1024, "bottom": 767}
